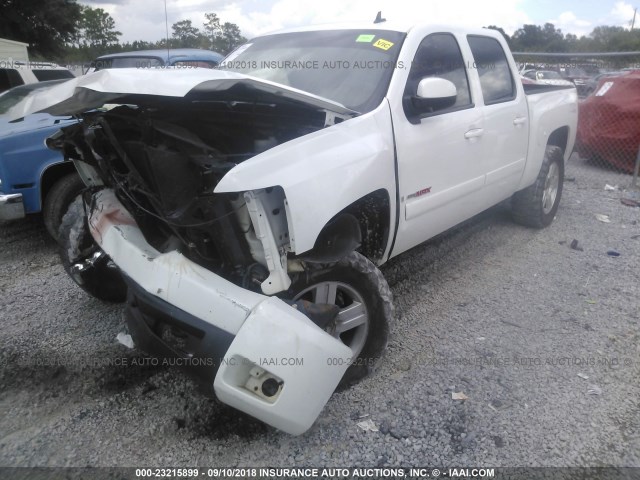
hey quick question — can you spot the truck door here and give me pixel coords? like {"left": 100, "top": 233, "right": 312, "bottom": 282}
{"left": 466, "top": 35, "right": 528, "bottom": 199}
{"left": 391, "top": 33, "right": 486, "bottom": 256}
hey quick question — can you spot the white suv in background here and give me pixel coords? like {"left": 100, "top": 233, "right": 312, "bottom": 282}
{"left": 0, "top": 61, "right": 75, "bottom": 94}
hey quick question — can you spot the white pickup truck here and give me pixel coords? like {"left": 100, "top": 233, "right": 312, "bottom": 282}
{"left": 10, "top": 23, "right": 577, "bottom": 435}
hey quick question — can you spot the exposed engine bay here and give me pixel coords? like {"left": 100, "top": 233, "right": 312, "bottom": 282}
{"left": 56, "top": 95, "right": 340, "bottom": 293}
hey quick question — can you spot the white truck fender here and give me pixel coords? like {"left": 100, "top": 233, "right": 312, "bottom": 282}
{"left": 518, "top": 88, "right": 578, "bottom": 190}
{"left": 214, "top": 101, "right": 398, "bottom": 256}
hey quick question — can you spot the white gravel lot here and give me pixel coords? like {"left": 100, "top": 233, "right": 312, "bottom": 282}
{"left": 0, "top": 154, "right": 638, "bottom": 470}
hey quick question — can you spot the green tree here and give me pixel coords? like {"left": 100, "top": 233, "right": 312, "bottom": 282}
{"left": 218, "top": 22, "right": 246, "bottom": 54}
{"left": 130, "top": 40, "right": 154, "bottom": 51}
{"left": 202, "top": 13, "right": 246, "bottom": 54}
{"left": 0, "top": 0, "right": 82, "bottom": 57}
{"left": 80, "top": 6, "right": 121, "bottom": 49}
{"left": 485, "top": 25, "right": 511, "bottom": 48}
{"left": 203, "top": 13, "right": 222, "bottom": 50}
{"left": 543, "top": 23, "right": 567, "bottom": 51}
{"left": 588, "top": 25, "right": 640, "bottom": 51}
{"left": 563, "top": 33, "right": 579, "bottom": 51}
{"left": 511, "top": 23, "right": 565, "bottom": 52}
{"left": 171, "top": 19, "right": 200, "bottom": 48}
{"left": 511, "top": 24, "right": 543, "bottom": 51}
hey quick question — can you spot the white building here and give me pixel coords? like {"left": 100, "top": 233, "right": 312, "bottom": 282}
{"left": 0, "top": 38, "right": 29, "bottom": 62}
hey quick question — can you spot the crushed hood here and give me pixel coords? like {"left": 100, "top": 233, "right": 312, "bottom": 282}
{"left": 6, "top": 68, "right": 358, "bottom": 121}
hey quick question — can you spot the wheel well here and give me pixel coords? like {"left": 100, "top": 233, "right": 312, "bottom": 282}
{"left": 547, "top": 127, "right": 569, "bottom": 155}
{"left": 303, "top": 189, "right": 391, "bottom": 264}
{"left": 40, "top": 162, "right": 77, "bottom": 208}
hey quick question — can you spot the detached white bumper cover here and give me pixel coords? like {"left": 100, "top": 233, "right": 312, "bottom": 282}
{"left": 88, "top": 189, "right": 351, "bottom": 435}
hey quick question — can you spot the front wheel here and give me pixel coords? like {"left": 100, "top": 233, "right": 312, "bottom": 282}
{"left": 43, "top": 173, "right": 85, "bottom": 243}
{"left": 59, "top": 195, "right": 127, "bottom": 303}
{"left": 285, "top": 251, "right": 393, "bottom": 389}
{"left": 511, "top": 145, "right": 564, "bottom": 228}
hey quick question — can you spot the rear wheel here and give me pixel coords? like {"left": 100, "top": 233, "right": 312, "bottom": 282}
{"left": 511, "top": 145, "right": 564, "bottom": 228}
{"left": 43, "top": 173, "right": 85, "bottom": 243}
{"left": 285, "top": 251, "right": 393, "bottom": 388}
{"left": 59, "top": 195, "right": 127, "bottom": 303}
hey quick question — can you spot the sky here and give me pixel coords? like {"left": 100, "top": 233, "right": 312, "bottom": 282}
{"left": 80, "top": 0, "right": 639, "bottom": 44}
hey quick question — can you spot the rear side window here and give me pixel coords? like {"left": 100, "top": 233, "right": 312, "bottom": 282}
{"left": 32, "top": 69, "right": 74, "bottom": 81}
{"left": 0, "top": 68, "right": 24, "bottom": 93}
{"left": 467, "top": 35, "right": 515, "bottom": 105}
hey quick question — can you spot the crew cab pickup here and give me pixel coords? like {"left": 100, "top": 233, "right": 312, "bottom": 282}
{"left": 8, "top": 23, "right": 577, "bottom": 435}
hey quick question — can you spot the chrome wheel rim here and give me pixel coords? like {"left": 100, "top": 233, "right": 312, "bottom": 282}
{"left": 293, "top": 281, "right": 369, "bottom": 357}
{"left": 542, "top": 162, "right": 560, "bottom": 215}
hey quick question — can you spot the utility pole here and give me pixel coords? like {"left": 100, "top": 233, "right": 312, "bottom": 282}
{"left": 164, "top": 0, "right": 170, "bottom": 56}
{"left": 632, "top": 7, "right": 637, "bottom": 30}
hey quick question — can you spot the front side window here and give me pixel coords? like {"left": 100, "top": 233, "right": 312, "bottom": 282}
{"left": 403, "top": 33, "right": 472, "bottom": 117}
{"left": 467, "top": 35, "right": 515, "bottom": 105}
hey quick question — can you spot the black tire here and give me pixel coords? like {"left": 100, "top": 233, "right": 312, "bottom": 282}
{"left": 43, "top": 173, "right": 86, "bottom": 243}
{"left": 284, "top": 251, "right": 393, "bottom": 389}
{"left": 59, "top": 195, "right": 127, "bottom": 303}
{"left": 511, "top": 145, "right": 564, "bottom": 228}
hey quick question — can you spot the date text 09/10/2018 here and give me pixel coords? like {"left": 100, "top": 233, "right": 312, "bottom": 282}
{"left": 135, "top": 467, "right": 496, "bottom": 478}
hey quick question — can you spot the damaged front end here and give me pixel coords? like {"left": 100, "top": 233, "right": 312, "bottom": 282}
{"left": 39, "top": 69, "right": 360, "bottom": 434}
{"left": 88, "top": 190, "right": 352, "bottom": 435}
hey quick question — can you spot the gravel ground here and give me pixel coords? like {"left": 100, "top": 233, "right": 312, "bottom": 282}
{"left": 0, "top": 154, "right": 638, "bottom": 469}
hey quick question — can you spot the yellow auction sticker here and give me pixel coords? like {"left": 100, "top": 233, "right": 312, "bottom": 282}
{"left": 373, "top": 39, "right": 394, "bottom": 50}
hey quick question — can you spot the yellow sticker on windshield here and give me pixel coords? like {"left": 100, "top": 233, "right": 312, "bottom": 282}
{"left": 373, "top": 39, "right": 394, "bottom": 50}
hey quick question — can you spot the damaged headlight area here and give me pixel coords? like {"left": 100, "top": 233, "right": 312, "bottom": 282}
{"left": 57, "top": 99, "right": 326, "bottom": 294}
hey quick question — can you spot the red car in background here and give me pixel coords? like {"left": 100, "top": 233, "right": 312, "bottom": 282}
{"left": 577, "top": 70, "right": 640, "bottom": 172}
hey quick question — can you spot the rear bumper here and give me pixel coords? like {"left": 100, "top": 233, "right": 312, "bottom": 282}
{"left": 88, "top": 189, "right": 351, "bottom": 435}
{"left": 0, "top": 193, "right": 25, "bottom": 221}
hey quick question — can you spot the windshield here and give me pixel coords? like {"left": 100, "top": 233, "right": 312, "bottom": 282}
{"left": 0, "top": 80, "right": 68, "bottom": 115}
{"left": 94, "top": 56, "right": 164, "bottom": 70}
{"left": 220, "top": 30, "right": 406, "bottom": 113}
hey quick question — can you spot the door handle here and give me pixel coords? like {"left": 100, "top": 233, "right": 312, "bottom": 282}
{"left": 513, "top": 116, "right": 527, "bottom": 126}
{"left": 464, "top": 128, "right": 484, "bottom": 139}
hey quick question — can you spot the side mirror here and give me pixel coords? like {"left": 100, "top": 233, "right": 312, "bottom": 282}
{"left": 412, "top": 77, "right": 457, "bottom": 113}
